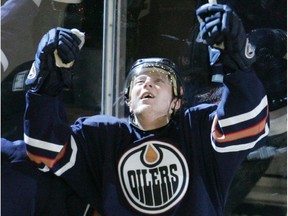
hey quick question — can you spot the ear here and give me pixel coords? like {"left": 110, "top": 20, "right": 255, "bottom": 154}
{"left": 170, "top": 98, "right": 182, "bottom": 114}
{"left": 174, "top": 98, "right": 182, "bottom": 111}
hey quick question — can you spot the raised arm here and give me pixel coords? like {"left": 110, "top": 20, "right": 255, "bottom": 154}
{"left": 24, "top": 27, "right": 84, "bottom": 169}
{"left": 196, "top": 3, "right": 269, "bottom": 152}
{"left": 193, "top": 5, "right": 270, "bottom": 201}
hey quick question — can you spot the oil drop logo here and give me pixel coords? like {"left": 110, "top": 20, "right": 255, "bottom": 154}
{"left": 118, "top": 141, "right": 189, "bottom": 214}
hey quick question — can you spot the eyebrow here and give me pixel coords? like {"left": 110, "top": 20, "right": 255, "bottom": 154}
{"left": 134, "top": 74, "right": 171, "bottom": 83}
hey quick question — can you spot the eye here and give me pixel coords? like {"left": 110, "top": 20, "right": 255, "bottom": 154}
{"left": 155, "top": 78, "right": 164, "bottom": 84}
{"left": 134, "top": 79, "right": 145, "bottom": 85}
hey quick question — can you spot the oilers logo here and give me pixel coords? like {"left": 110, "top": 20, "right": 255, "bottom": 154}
{"left": 118, "top": 140, "right": 189, "bottom": 214}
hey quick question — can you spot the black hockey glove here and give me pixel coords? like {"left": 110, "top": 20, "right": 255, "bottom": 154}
{"left": 25, "top": 27, "right": 85, "bottom": 96}
{"left": 196, "top": 4, "right": 256, "bottom": 73}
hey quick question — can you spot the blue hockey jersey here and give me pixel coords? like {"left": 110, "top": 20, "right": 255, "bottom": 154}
{"left": 24, "top": 70, "right": 269, "bottom": 215}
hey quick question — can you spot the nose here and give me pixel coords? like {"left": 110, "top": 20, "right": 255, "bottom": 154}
{"left": 143, "top": 78, "right": 153, "bottom": 88}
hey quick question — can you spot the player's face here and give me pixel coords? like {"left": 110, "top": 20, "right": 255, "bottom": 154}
{"left": 128, "top": 69, "right": 179, "bottom": 123}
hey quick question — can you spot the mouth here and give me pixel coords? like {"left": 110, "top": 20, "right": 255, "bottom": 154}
{"left": 141, "top": 92, "right": 155, "bottom": 99}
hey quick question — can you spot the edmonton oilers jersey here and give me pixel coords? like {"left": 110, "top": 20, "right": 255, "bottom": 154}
{"left": 24, "top": 70, "right": 269, "bottom": 215}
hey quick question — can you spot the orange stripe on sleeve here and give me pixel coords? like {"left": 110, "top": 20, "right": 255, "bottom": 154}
{"left": 27, "top": 144, "right": 67, "bottom": 168}
{"left": 212, "top": 115, "right": 268, "bottom": 143}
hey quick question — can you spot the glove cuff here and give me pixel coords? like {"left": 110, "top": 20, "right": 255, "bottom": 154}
{"left": 222, "top": 38, "right": 256, "bottom": 72}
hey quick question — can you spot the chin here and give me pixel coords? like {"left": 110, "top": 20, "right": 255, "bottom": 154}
{"left": 134, "top": 105, "right": 153, "bottom": 115}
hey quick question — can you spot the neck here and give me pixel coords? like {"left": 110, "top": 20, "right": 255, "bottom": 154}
{"left": 133, "top": 114, "right": 170, "bottom": 131}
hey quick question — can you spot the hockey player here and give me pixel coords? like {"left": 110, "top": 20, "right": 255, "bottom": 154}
{"left": 23, "top": 3, "right": 269, "bottom": 216}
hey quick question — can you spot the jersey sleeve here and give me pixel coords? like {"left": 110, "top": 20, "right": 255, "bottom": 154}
{"left": 24, "top": 91, "right": 72, "bottom": 170}
{"left": 211, "top": 69, "right": 269, "bottom": 153}
{"left": 190, "top": 69, "right": 270, "bottom": 204}
{"left": 23, "top": 92, "right": 124, "bottom": 211}
{"left": 210, "top": 69, "right": 269, "bottom": 198}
